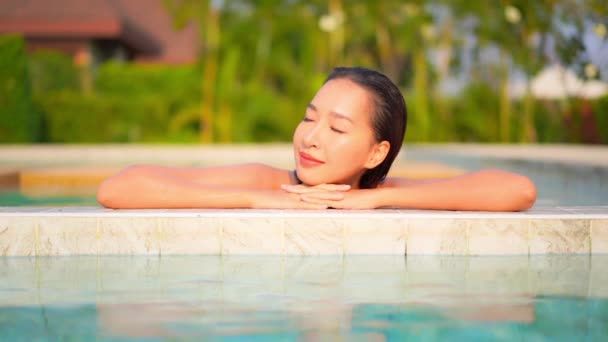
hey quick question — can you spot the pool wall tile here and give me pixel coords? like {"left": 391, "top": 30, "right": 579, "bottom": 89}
{"left": 468, "top": 219, "right": 529, "bottom": 255}
{"left": 466, "top": 257, "right": 530, "bottom": 295}
{"left": 0, "top": 216, "right": 37, "bottom": 256}
{"left": 1, "top": 208, "right": 607, "bottom": 256}
{"left": 283, "top": 257, "right": 345, "bottom": 301}
{"left": 37, "top": 217, "right": 98, "bottom": 255}
{"left": 590, "top": 219, "right": 608, "bottom": 254}
{"left": 529, "top": 219, "right": 591, "bottom": 254}
{"left": 283, "top": 257, "right": 345, "bottom": 300}
{"left": 98, "top": 217, "right": 160, "bottom": 255}
{"left": 404, "top": 256, "right": 469, "bottom": 304}
{"left": 527, "top": 256, "right": 590, "bottom": 297}
{"left": 342, "top": 256, "right": 407, "bottom": 302}
{"left": 221, "top": 218, "right": 284, "bottom": 255}
{"left": 0, "top": 257, "right": 38, "bottom": 305}
{"left": 156, "top": 255, "right": 222, "bottom": 281}
{"left": 222, "top": 256, "right": 285, "bottom": 302}
{"left": 589, "top": 254, "right": 608, "bottom": 297}
{"left": 344, "top": 218, "right": 406, "bottom": 255}
{"left": 158, "top": 217, "right": 220, "bottom": 255}
{"left": 284, "top": 256, "right": 344, "bottom": 284}
{"left": 343, "top": 255, "right": 406, "bottom": 283}
{"left": 406, "top": 219, "right": 468, "bottom": 255}
{"left": 223, "top": 255, "right": 284, "bottom": 282}
{"left": 284, "top": 219, "right": 343, "bottom": 255}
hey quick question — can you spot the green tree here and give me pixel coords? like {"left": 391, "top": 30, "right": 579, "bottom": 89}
{"left": 0, "top": 35, "right": 41, "bottom": 142}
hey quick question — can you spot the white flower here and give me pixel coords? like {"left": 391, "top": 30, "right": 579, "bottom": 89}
{"left": 319, "top": 14, "right": 337, "bottom": 32}
{"left": 504, "top": 5, "right": 521, "bottom": 24}
{"left": 584, "top": 63, "right": 598, "bottom": 79}
{"left": 420, "top": 24, "right": 436, "bottom": 41}
{"left": 402, "top": 4, "right": 420, "bottom": 17}
{"left": 319, "top": 12, "right": 344, "bottom": 33}
{"left": 593, "top": 23, "right": 607, "bottom": 39}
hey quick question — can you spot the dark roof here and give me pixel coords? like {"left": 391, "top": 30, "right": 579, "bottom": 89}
{"left": 0, "top": 0, "right": 198, "bottom": 63}
{"left": 108, "top": 0, "right": 198, "bottom": 63}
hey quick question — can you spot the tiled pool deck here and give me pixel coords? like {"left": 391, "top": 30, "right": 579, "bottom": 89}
{"left": 1, "top": 206, "right": 607, "bottom": 256}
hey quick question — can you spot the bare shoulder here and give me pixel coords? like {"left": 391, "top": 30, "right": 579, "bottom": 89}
{"left": 119, "top": 163, "right": 292, "bottom": 190}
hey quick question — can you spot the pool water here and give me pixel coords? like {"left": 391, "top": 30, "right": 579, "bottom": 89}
{"left": 1, "top": 255, "right": 607, "bottom": 341}
{"left": 3, "top": 161, "right": 607, "bottom": 206}
{"left": 406, "top": 151, "right": 608, "bottom": 206}
{"left": 0, "top": 190, "right": 97, "bottom": 206}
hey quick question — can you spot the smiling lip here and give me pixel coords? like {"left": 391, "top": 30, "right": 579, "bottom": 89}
{"left": 299, "top": 152, "right": 324, "bottom": 167}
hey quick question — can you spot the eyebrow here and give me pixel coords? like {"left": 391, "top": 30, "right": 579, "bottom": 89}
{"left": 307, "top": 103, "right": 354, "bottom": 123}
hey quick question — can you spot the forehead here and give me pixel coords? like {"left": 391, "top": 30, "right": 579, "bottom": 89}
{"left": 311, "top": 78, "right": 374, "bottom": 120}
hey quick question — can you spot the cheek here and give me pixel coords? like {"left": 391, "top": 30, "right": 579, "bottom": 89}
{"left": 329, "top": 137, "right": 372, "bottom": 165}
{"left": 292, "top": 124, "right": 303, "bottom": 144}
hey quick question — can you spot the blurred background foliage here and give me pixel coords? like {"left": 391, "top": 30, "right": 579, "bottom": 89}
{"left": 1, "top": 0, "right": 607, "bottom": 144}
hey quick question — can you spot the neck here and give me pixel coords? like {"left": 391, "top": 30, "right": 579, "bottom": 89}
{"left": 345, "top": 172, "right": 365, "bottom": 189}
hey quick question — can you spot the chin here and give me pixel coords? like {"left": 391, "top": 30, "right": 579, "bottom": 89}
{"left": 297, "top": 168, "right": 354, "bottom": 187}
{"left": 296, "top": 173, "right": 323, "bottom": 186}
{"left": 295, "top": 168, "right": 327, "bottom": 186}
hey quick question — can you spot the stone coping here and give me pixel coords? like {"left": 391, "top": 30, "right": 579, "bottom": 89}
{"left": 1, "top": 206, "right": 607, "bottom": 256}
{"left": 2, "top": 143, "right": 607, "bottom": 167}
{"left": 1, "top": 206, "right": 607, "bottom": 218}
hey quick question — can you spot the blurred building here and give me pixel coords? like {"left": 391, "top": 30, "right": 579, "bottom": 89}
{"left": 0, "top": 0, "right": 199, "bottom": 65}
{"left": 509, "top": 65, "right": 608, "bottom": 100}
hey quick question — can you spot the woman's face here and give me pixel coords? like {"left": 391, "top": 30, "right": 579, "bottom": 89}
{"left": 293, "top": 78, "right": 389, "bottom": 188}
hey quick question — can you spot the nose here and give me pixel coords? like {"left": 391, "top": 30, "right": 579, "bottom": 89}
{"left": 302, "top": 121, "right": 322, "bottom": 148}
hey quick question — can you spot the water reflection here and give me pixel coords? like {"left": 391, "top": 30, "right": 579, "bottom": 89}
{"left": 0, "top": 297, "right": 606, "bottom": 341}
{"left": 0, "top": 255, "right": 606, "bottom": 340}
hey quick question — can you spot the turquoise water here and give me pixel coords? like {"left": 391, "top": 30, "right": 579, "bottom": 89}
{"left": 406, "top": 151, "right": 608, "bottom": 206}
{"left": 1, "top": 256, "right": 607, "bottom": 341}
{"left": 3, "top": 161, "right": 608, "bottom": 206}
{"left": 0, "top": 191, "right": 97, "bottom": 206}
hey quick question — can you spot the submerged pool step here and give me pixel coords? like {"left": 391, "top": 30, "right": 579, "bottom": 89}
{"left": 12, "top": 161, "right": 464, "bottom": 198}
{"left": 1, "top": 207, "right": 607, "bottom": 256}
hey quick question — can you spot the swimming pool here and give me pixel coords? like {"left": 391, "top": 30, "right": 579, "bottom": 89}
{"left": 1, "top": 255, "right": 607, "bottom": 340}
{"left": 1, "top": 145, "right": 607, "bottom": 340}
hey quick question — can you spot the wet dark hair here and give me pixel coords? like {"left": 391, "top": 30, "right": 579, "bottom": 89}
{"left": 325, "top": 66, "right": 407, "bottom": 189}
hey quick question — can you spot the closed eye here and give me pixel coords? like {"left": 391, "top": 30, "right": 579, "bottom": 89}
{"left": 331, "top": 127, "right": 346, "bottom": 134}
{"left": 302, "top": 117, "right": 313, "bottom": 122}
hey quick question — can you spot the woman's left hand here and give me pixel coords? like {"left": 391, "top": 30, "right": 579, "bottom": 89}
{"left": 281, "top": 184, "right": 381, "bottom": 209}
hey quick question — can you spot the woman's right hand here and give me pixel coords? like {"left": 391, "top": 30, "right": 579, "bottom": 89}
{"left": 250, "top": 190, "right": 330, "bottom": 209}
{"left": 250, "top": 184, "right": 352, "bottom": 209}
{"left": 264, "top": 183, "right": 351, "bottom": 209}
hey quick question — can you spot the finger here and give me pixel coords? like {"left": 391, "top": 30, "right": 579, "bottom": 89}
{"left": 281, "top": 184, "right": 308, "bottom": 193}
{"left": 296, "top": 201, "right": 328, "bottom": 210}
{"left": 300, "top": 194, "right": 343, "bottom": 205}
{"left": 282, "top": 185, "right": 322, "bottom": 194}
{"left": 299, "top": 192, "right": 344, "bottom": 200}
{"left": 300, "top": 195, "right": 352, "bottom": 209}
{"left": 315, "top": 184, "right": 351, "bottom": 191}
{"left": 281, "top": 184, "right": 350, "bottom": 194}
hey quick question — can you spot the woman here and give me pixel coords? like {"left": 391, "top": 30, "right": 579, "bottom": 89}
{"left": 97, "top": 67, "right": 537, "bottom": 211}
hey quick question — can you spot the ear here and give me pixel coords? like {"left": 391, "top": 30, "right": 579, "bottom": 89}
{"left": 364, "top": 141, "right": 390, "bottom": 169}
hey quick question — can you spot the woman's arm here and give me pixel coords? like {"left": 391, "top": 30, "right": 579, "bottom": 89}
{"left": 377, "top": 169, "right": 537, "bottom": 211}
{"left": 287, "top": 169, "right": 537, "bottom": 211}
{"left": 96, "top": 163, "right": 325, "bottom": 209}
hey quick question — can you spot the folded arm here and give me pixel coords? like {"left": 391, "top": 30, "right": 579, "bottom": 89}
{"left": 96, "top": 163, "right": 325, "bottom": 209}
{"left": 378, "top": 169, "right": 537, "bottom": 211}
{"left": 288, "top": 169, "right": 537, "bottom": 211}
